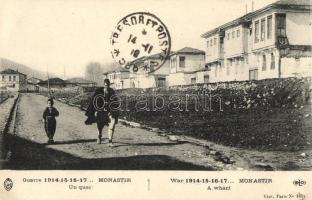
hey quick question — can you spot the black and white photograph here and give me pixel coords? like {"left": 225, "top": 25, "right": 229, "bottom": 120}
{"left": 0, "top": 0, "right": 311, "bottom": 199}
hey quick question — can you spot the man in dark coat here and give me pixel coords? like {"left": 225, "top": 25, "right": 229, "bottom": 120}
{"left": 85, "top": 79, "right": 119, "bottom": 146}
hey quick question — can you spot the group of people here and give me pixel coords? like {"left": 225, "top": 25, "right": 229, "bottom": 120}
{"left": 42, "top": 79, "right": 118, "bottom": 146}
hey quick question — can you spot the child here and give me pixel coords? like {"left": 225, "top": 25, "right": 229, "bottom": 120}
{"left": 43, "top": 98, "right": 59, "bottom": 144}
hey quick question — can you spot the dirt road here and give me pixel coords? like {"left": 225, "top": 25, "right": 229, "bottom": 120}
{"left": 5, "top": 94, "right": 312, "bottom": 170}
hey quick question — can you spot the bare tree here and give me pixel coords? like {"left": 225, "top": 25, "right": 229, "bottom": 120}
{"left": 85, "top": 62, "right": 103, "bottom": 85}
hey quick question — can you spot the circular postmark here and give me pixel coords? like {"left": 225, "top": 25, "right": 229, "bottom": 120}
{"left": 4, "top": 178, "right": 13, "bottom": 191}
{"left": 110, "top": 12, "right": 171, "bottom": 73}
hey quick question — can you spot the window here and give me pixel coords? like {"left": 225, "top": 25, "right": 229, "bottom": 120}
{"left": 235, "top": 58, "right": 239, "bottom": 66}
{"left": 276, "top": 13, "right": 286, "bottom": 37}
{"left": 267, "top": 15, "right": 272, "bottom": 39}
{"left": 245, "top": 55, "right": 249, "bottom": 64}
{"left": 179, "top": 56, "right": 185, "bottom": 68}
{"left": 237, "top": 29, "right": 240, "bottom": 37}
{"left": 254, "top": 20, "right": 259, "bottom": 43}
{"left": 261, "top": 18, "right": 265, "bottom": 41}
{"left": 9, "top": 76, "right": 11, "bottom": 81}
{"left": 207, "top": 40, "right": 209, "bottom": 47}
{"left": 235, "top": 59, "right": 239, "bottom": 75}
{"left": 157, "top": 77, "right": 166, "bottom": 87}
{"left": 1, "top": 75, "right": 4, "bottom": 81}
{"left": 249, "top": 69, "right": 258, "bottom": 80}
{"left": 215, "top": 66, "right": 218, "bottom": 77}
{"left": 262, "top": 55, "right": 267, "bottom": 71}
{"left": 210, "top": 39, "right": 213, "bottom": 46}
{"left": 214, "top": 38, "right": 217, "bottom": 45}
{"left": 270, "top": 53, "right": 275, "bottom": 69}
{"left": 191, "top": 77, "right": 196, "bottom": 84}
{"left": 295, "top": 58, "right": 300, "bottom": 66}
{"left": 219, "top": 64, "right": 222, "bottom": 75}
{"left": 226, "top": 60, "right": 231, "bottom": 76}
{"left": 13, "top": 84, "right": 15, "bottom": 88}
{"left": 13, "top": 76, "right": 16, "bottom": 81}
{"left": 204, "top": 75, "right": 209, "bottom": 83}
{"left": 173, "top": 57, "right": 177, "bottom": 68}
{"left": 227, "top": 33, "right": 230, "bottom": 40}
{"left": 232, "top": 31, "right": 235, "bottom": 38}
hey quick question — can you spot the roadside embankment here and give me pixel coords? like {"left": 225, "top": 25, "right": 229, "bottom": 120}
{"left": 0, "top": 94, "right": 19, "bottom": 168}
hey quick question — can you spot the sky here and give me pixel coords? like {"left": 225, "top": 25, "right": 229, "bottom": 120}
{"left": 0, "top": 0, "right": 277, "bottom": 78}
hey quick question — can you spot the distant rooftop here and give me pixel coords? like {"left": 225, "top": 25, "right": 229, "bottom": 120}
{"left": 67, "top": 77, "right": 95, "bottom": 84}
{"left": 39, "top": 77, "right": 66, "bottom": 85}
{"left": 172, "top": 47, "right": 205, "bottom": 55}
{"left": 103, "top": 67, "right": 130, "bottom": 75}
{"left": 27, "top": 77, "right": 43, "bottom": 84}
{"left": 146, "top": 51, "right": 175, "bottom": 59}
{"left": 0, "top": 68, "right": 27, "bottom": 76}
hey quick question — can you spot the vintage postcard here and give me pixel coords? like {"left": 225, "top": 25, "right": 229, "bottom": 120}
{"left": 0, "top": 0, "right": 311, "bottom": 199}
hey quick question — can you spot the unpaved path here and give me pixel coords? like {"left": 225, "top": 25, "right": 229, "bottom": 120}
{"left": 5, "top": 93, "right": 312, "bottom": 170}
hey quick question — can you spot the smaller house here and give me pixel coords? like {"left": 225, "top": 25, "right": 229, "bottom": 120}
{"left": 103, "top": 67, "right": 131, "bottom": 90}
{"left": 66, "top": 77, "right": 96, "bottom": 87}
{"left": 168, "top": 47, "right": 208, "bottom": 86}
{"left": 27, "top": 77, "right": 42, "bottom": 85}
{"left": 0, "top": 68, "right": 27, "bottom": 91}
{"left": 26, "top": 77, "right": 43, "bottom": 93}
{"left": 38, "top": 77, "right": 67, "bottom": 89}
{"left": 127, "top": 52, "right": 172, "bottom": 88}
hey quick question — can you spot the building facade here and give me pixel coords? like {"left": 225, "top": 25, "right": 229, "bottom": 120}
{"left": 0, "top": 69, "right": 27, "bottom": 91}
{"left": 104, "top": 67, "right": 131, "bottom": 90}
{"left": 105, "top": 47, "right": 208, "bottom": 89}
{"left": 128, "top": 53, "right": 171, "bottom": 89}
{"left": 26, "top": 77, "right": 42, "bottom": 92}
{"left": 202, "top": 0, "right": 312, "bottom": 82}
{"left": 168, "top": 47, "right": 207, "bottom": 86}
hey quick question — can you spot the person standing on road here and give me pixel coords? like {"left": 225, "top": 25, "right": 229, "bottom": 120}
{"left": 43, "top": 98, "right": 59, "bottom": 144}
{"left": 85, "top": 79, "right": 118, "bottom": 146}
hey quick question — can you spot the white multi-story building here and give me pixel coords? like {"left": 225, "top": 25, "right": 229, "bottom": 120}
{"left": 202, "top": 0, "right": 312, "bottom": 82}
{"left": 105, "top": 54, "right": 171, "bottom": 90}
{"left": 0, "top": 69, "right": 27, "bottom": 91}
{"left": 168, "top": 47, "right": 207, "bottom": 86}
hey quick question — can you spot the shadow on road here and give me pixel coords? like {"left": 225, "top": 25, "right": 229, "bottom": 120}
{"left": 2, "top": 134, "right": 214, "bottom": 170}
{"left": 45, "top": 139, "right": 97, "bottom": 145}
{"left": 112, "top": 141, "right": 189, "bottom": 147}
{"left": 41, "top": 139, "right": 187, "bottom": 147}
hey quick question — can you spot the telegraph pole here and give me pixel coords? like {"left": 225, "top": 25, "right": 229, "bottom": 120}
{"left": 47, "top": 65, "right": 50, "bottom": 97}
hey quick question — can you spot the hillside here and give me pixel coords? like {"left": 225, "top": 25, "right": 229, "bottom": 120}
{"left": 0, "top": 58, "right": 48, "bottom": 80}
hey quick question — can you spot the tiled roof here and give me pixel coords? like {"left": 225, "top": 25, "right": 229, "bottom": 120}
{"left": 67, "top": 77, "right": 95, "bottom": 84}
{"left": 103, "top": 67, "right": 130, "bottom": 75}
{"left": 27, "top": 77, "right": 42, "bottom": 81}
{"left": 147, "top": 51, "right": 175, "bottom": 59}
{"left": 275, "top": 0, "right": 312, "bottom": 6}
{"left": 201, "top": 0, "right": 311, "bottom": 38}
{"left": 27, "top": 77, "right": 43, "bottom": 84}
{"left": 39, "top": 77, "right": 66, "bottom": 85}
{"left": 0, "top": 68, "right": 26, "bottom": 75}
{"left": 173, "top": 47, "right": 205, "bottom": 55}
